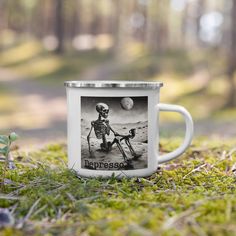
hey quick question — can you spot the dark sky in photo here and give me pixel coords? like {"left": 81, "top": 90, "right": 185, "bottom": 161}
{"left": 81, "top": 96, "right": 148, "bottom": 124}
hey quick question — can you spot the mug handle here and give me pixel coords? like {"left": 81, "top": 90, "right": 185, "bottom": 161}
{"left": 156, "top": 103, "right": 194, "bottom": 164}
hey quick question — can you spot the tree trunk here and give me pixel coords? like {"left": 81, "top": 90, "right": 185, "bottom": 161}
{"left": 112, "top": 0, "right": 128, "bottom": 58}
{"left": 226, "top": 0, "right": 236, "bottom": 107}
{"left": 145, "top": 0, "right": 159, "bottom": 52}
{"left": 54, "top": 0, "right": 64, "bottom": 54}
{"left": 195, "top": 0, "right": 206, "bottom": 46}
{"left": 145, "top": 0, "right": 169, "bottom": 53}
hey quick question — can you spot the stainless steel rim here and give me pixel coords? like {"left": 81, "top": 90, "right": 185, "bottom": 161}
{"left": 64, "top": 80, "right": 163, "bottom": 89}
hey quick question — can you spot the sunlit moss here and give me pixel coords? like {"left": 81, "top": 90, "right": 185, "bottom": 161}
{"left": 0, "top": 138, "right": 236, "bottom": 235}
{"left": 0, "top": 40, "right": 43, "bottom": 66}
{"left": 0, "top": 40, "right": 110, "bottom": 83}
{"left": 15, "top": 55, "right": 63, "bottom": 78}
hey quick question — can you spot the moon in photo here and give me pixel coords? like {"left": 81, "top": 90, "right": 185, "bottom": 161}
{"left": 120, "top": 97, "right": 134, "bottom": 110}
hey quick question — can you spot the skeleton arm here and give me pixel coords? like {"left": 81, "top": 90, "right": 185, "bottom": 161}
{"left": 87, "top": 121, "right": 94, "bottom": 154}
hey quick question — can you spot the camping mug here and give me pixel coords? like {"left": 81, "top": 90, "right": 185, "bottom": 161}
{"left": 65, "top": 81, "right": 194, "bottom": 178}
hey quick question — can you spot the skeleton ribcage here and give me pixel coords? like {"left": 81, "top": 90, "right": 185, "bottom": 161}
{"left": 94, "top": 120, "right": 110, "bottom": 139}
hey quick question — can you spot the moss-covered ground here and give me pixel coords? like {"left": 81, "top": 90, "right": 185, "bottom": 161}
{"left": 1, "top": 39, "right": 236, "bottom": 235}
{"left": 1, "top": 138, "right": 236, "bottom": 236}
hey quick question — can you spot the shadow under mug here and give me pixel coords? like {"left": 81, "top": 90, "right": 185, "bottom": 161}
{"left": 65, "top": 81, "right": 194, "bottom": 178}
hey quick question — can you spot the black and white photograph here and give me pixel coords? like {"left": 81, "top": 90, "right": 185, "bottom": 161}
{"left": 81, "top": 96, "right": 148, "bottom": 170}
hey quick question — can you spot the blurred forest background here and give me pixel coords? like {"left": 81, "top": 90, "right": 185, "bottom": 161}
{"left": 0, "top": 0, "right": 236, "bottom": 147}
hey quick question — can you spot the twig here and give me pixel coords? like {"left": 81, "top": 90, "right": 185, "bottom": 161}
{"left": 0, "top": 194, "right": 20, "bottom": 200}
{"left": 187, "top": 215, "right": 208, "bottom": 236}
{"left": 162, "top": 208, "right": 197, "bottom": 230}
{"left": 66, "top": 192, "right": 76, "bottom": 201}
{"left": 227, "top": 148, "right": 236, "bottom": 159}
{"left": 31, "top": 204, "right": 48, "bottom": 218}
{"left": 162, "top": 196, "right": 226, "bottom": 231}
{"left": 10, "top": 203, "right": 19, "bottom": 214}
{"left": 16, "top": 198, "right": 41, "bottom": 229}
{"left": 183, "top": 163, "right": 207, "bottom": 179}
{"left": 77, "top": 195, "right": 99, "bottom": 202}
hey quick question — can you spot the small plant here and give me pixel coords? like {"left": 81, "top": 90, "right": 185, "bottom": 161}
{"left": 0, "top": 132, "right": 18, "bottom": 188}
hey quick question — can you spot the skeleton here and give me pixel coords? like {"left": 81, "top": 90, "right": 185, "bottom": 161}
{"left": 87, "top": 103, "right": 141, "bottom": 165}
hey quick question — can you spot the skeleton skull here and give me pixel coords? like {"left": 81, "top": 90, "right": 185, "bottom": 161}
{"left": 96, "top": 103, "right": 109, "bottom": 118}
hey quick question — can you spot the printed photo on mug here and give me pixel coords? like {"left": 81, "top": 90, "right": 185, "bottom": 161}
{"left": 81, "top": 96, "right": 148, "bottom": 170}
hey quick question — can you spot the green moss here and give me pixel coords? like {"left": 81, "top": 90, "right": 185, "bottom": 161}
{"left": 0, "top": 138, "right": 236, "bottom": 235}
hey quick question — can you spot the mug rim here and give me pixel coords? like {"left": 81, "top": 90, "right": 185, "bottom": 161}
{"left": 64, "top": 80, "right": 163, "bottom": 89}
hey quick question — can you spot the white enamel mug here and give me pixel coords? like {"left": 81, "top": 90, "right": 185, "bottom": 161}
{"left": 65, "top": 81, "right": 194, "bottom": 178}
